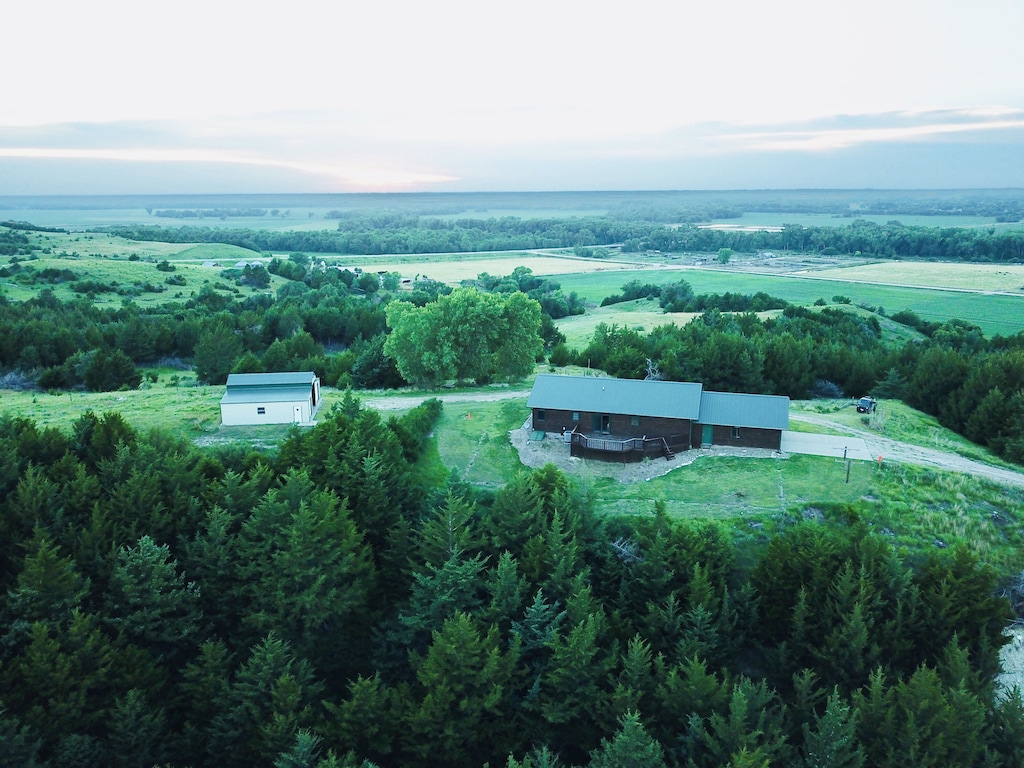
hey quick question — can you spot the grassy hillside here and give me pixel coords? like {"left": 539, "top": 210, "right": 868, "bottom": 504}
{"left": 3, "top": 380, "right": 1024, "bottom": 573}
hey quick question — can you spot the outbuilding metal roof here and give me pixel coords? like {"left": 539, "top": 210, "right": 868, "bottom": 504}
{"left": 698, "top": 391, "right": 790, "bottom": 430}
{"left": 225, "top": 372, "right": 316, "bottom": 388}
{"left": 528, "top": 375, "right": 703, "bottom": 420}
{"left": 221, "top": 387, "right": 314, "bottom": 405}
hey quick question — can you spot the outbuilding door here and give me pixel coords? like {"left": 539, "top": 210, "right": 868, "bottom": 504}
{"left": 701, "top": 424, "right": 713, "bottom": 447}
{"left": 294, "top": 406, "right": 302, "bottom": 423}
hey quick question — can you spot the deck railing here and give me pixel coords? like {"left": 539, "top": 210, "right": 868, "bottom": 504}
{"left": 571, "top": 434, "right": 644, "bottom": 452}
{"left": 571, "top": 433, "right": 687, "bottom": 454}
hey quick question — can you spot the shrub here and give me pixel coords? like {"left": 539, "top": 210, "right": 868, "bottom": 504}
{"left": 549, "top": 343, "right": 574, "bottom": 367}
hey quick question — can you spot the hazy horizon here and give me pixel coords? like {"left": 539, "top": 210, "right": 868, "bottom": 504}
{"left": 4, "top": 1, "right": 1024, "bottom": 195}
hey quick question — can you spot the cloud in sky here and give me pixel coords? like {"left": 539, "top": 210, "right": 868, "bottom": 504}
{"left": 3, "top": 1, "right": 1024, "bottom": 193}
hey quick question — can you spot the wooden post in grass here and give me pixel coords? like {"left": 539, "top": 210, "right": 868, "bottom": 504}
{"left": 846, "top": 460, "right": 851, "bottom": 484}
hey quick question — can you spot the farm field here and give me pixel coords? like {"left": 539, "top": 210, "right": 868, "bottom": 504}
{"left": 708, "top": 212, "right": 1024, "bottom": 230}
{"left": 811, "top": 259, "right": 1024, "bottom": 293}
{"left": 6, "top": 243, "right": 1024, "bottom": 335}
{"left": 336, "top": 252, "right": 632, "bottom": 282}
{"left": 555, "top": 266, "right": 1024, "bottom": 337}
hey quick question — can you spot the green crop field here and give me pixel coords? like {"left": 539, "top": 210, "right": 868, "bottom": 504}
{"left": 354, "top": 253, "right": 620, "bottom": 282}
{"left": 812, "top": 260, "right": 1024, "bottom": 293}
{"left": 710, "top": 212, "right": 1023, "bottom": 230}
{"left": 555, "top": 267, "right": 1024, "bottom": 337}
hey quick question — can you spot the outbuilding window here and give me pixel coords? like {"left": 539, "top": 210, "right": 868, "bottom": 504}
{"left": 731, "top": 427, "right": 741, "bottom": 439}
{"left": 257, "top": 407, "right": 266, "bottom": 415}
{"left": 536, "top": 409, "right": 546, "bottom": 422}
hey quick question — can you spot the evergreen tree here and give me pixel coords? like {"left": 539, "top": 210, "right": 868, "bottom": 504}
{"left": 801, "top": 688, "right": 864, "bottom": 768}
{"left": 237, "top": 483, "right": 378, "bottom": 684}
{"left": 505, "top": 745, "right": 564, "bottom": 768}
{"left": 0, "top": 704, "right": 41, "bottom": 768}
{"left": 3, "top": 529, "right": 89, "bottom": 647}
{"left": 107, "top": 688, "right": 170, "bottom": 768}
{"left": 103, "top": 535, "right": 202, "bottom": 662}
{"left": 406, "top": 612, "right": 521, "bottom": 766}
{"left": 537, "top": 609, "right": 617, "bottom": 760}
{"left": 684, "top": 677, "right": 792, "bottom": 768}
{"left": 206, "top": 633, "right": 324, "bottom": 768}
{"left": 588, "top": 710, "right": 667, "bottom": 768}
{"left": 194, "top": 318, "right": 243, "bottom": 384}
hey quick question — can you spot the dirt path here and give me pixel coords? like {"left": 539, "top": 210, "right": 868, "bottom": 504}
{"left": 359, "top": 388, "right": 531, "bottom": 411}
{"left": 789, "top": 412, "right": 1024, "bottom": 489}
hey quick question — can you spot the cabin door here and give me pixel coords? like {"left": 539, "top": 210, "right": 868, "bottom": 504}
{"left": 592, "top": 414, "right": 610, "bottom": 434}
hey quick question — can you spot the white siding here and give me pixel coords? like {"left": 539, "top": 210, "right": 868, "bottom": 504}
{"left": 220, "top": 399, "right": 312, "bottom": 426}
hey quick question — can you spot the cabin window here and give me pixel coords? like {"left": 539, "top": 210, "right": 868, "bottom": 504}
{"left": 731, "top": 427, "right": 741, "bottom": 439}
{"left": 630, "top": 415, "right": 641, "bottom": 427}
{"left": 536, "top": 409, "right": 546, "bottom": 422}
{"left": 572, "top": 411, "right": 580, "bottom": 422}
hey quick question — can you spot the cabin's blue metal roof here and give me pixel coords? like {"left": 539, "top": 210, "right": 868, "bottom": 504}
{"left": 528, "top": 375, "right": 703, "bottom": 420}
{"left": 698, "top": 390, "right": 790, "bottom": 430}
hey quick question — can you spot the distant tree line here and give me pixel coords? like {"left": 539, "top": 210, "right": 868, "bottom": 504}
{"left": 640, "top": 220, "right": 1024, "bottom": 262}
{"left": 0, "top": 402, "right": 1020, "bottom": 767}
{"left": 102, "top": 216, "right": 646, "bottom": 256}
{"left": 602, "top": 189, "right": 1024, "bottom": 222}
{"left": 1, "top": 220, "right": 68, "bottom": 234}
{"left": 103, "top": 215, "right": 1024, "bottom": 261}
{"left": 152, "top": 208, "right": 269, "bottom": 219}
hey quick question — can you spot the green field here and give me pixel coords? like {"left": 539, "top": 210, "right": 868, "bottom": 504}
{"left": 556, "top": 268, "right": 1024, "bottom": 337}
{"left": 0, "top": 234, "right": 284, "bottom": 306}
{"left": 711, "top": 212, "right": 1023, "bottom": 230}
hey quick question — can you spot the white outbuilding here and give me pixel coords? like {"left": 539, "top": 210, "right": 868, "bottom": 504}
{"left": 220, "top": 371, "right": 322, "bottom": 426}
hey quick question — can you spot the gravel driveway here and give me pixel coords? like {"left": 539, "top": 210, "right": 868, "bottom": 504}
{"left": 790, "top": 412, "right": 1024, "bottom": 490}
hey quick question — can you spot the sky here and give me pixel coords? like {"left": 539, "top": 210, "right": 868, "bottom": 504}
{"left": 2, "top": 0, "right": 1024, "bottom": 194}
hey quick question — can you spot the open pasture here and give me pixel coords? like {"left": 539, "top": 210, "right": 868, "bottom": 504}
{"left": 810, "top": 259, "right": 1024, "bottom": 293}
{"left": 28, "top": 231, "right": 186, "bottom": 260}
{"left": 555, "top": 302, "right": 701, "bottom": 347}
{"left": 0, "top": 252, "right": 282, "bottom": 307}
{"left": 335, "top": 251, "right": 641, "bottom": 283}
